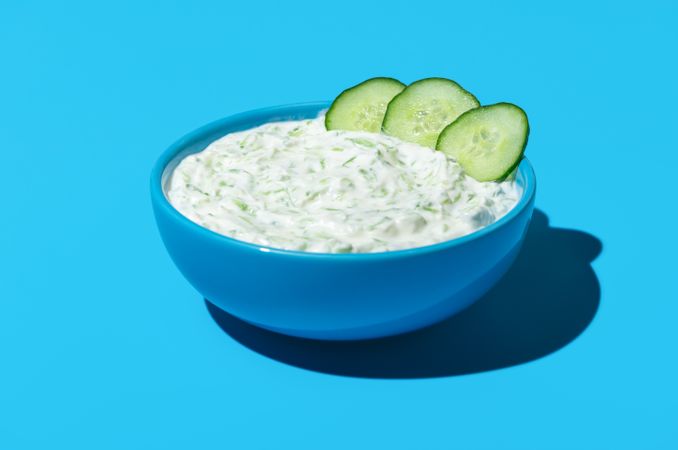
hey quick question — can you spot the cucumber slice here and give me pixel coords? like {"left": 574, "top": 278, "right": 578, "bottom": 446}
{"left": 325, "top": 78, "right": 406, "bottom": 132}
{"left": 382, "top": 77, "right": 479, "bottom": 148}
{"left": 436, "top": 103, "right": 529, "bottom": 182}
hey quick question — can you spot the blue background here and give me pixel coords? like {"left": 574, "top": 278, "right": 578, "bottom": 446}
{"left": 2, "top": 1, "right": 677, "bottom": 449}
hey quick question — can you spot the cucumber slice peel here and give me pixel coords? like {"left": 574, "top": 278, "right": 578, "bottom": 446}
{"left": 382, "top": 77, "right": 479, "bottom": 148}
{"left": 325, "top": 77, "right": 406, "bottom": 132}
{"left": 436, "top": 103, "right": 529, "bottom": 182}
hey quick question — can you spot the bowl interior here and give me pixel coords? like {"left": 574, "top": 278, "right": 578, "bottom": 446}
{"left": 152, "top": 102, "right": 535, "bottom": 258}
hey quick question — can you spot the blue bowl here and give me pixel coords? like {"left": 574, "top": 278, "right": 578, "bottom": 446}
{"left": 151, "top": 103, "right": 536, "bottom": 340}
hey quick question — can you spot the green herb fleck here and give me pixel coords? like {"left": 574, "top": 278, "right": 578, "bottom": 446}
{"left": 233, "top": 199, "right": 250, "bottom": 213}
{"left": 348, "top": 138, "right": 376, "bottom": 148}
{"left": 342, "top": 156, "right": 357, "bottom": 167}
{"left": 288, "top": 127, "right": 303, "bottom": 137}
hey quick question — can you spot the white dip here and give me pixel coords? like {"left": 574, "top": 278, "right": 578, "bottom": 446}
{"left": 167, "top": 116, "right": 521, "bottom": 253}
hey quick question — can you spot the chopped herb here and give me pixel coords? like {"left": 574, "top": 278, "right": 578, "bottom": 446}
{"left": 233, "top": 198, "right": 250, "bottom": 213}
{"left": 348, "top": 137, "right": 376, "bottom": 148}
{"left": 342, "top": 156, "right": 357, "bottom": 167}
{"left": 288, "top": 127, "right": 303, "bottom": 137}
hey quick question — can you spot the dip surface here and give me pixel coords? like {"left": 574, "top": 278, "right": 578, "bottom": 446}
{"left": 166, "top": 116, "right": 521, "bottom": 253}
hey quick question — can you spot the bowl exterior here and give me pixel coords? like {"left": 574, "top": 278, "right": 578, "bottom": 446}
{"left": 151, "top": 103, "right": 536, "bottom": 340}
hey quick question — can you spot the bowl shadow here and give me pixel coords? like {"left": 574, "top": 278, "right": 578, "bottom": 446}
{"left": 205, "top": 209, "right": 602, "bottom": 379}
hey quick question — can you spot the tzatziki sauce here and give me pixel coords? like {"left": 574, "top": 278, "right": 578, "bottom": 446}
{"left": 166, "top": 116, "right": 521, "bottom": 253}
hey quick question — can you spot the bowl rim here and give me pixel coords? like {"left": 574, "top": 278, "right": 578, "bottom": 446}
{"left": 150, "top": 102, "right": 536, "bottom": 260}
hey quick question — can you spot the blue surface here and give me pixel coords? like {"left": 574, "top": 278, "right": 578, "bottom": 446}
{"left": 1, "top": 0, "right": 676, "bottom": 448}
{"left": 151, "top": 102, "right": 535, "bottom": 339}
